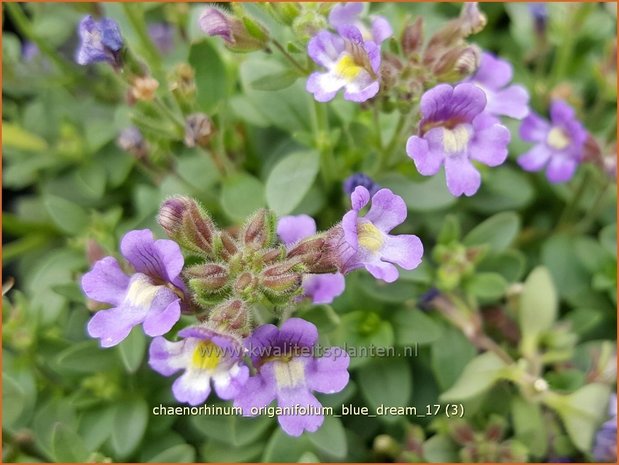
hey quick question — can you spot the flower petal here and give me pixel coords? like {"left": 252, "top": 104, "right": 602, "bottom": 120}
{"left": 550, "top": 99, "right": 576, "bottom": 126}
{"left": 351, "top": 185, "right": 371, "bottom": 211}
{"left": 277, "top": 214, "right": 317, "bottom": 246}
{"left": 517, "top": 144, "right": 552, "bottom": 172}
{"left": 364, "top": 259, "right": 400, "bottom": 283}
{"left": 444, "top": 155, "right": 481, "bottom": 197}
{"left": 87, "top": 305, "right": 147, "bottom": 348}
{"left": 306, "top": 349, "right": 350, "bottom": 394}
{"left": 307, "top": 30, "right": 344, "bottom": 67}
{"left": 381, "top": 234, "right": 424, "bottom": 270}
{"left": 546, "top": 156, "right": 578, "bottom": 183}
{"left": 213, "top": 363, "right": 249, "bottom": 400}
{"left": 172, "top": 370, "right": 212, "bottom": 406}
{"left": 277, "top": 387, "right": 324, "bottom": 436}
{"left": 471, "top": 52, "right": 513, "bottom": 89}
{"left": 406, "top": 134, "right": 445, "bottom": 176}
{"left": 302, "top": 273, "right": 346, "bottom": 304}
{"left": 486, "top": 84, "right": 530, "bottom": 119}
{"left": 120, "top": 229, "right": 183, "bottom": 282}
{"left": 148, "top": 337, "right": 192, "bottom": 376}
{"left": 328, "top": 3, "right": 364, "bottom": 29}
{"left": 370, "top": 15, "right": 393, "bottom": 44}
{"left": 142, "top": 293, "right": 181, "bottom": 337}
{"left": 306, "top": 71, "right": 343, "bottom": 103}
{"left": 81, "top": 256, "right": 129, "bottom": 306}
{"left": 469, "top": 122, "right": 511, "bottom": 167}
{"left": 519, "top": 112, "right": 550, "bottom": 142}
{"left": 364, "top": 188, "right": 407, "bottom": 233}
{"left": 234, "top": 365, "right": 277, "bottom": 415}
{"left": 279, "top": 318, "right": 318, "bottom": 349}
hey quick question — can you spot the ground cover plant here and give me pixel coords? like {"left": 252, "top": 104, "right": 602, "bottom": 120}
{"left": 2, "top": 2, "right": 617, "bottom": 463}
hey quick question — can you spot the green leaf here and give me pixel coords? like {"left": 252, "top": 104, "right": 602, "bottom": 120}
{"left": 308, "top": 416, "right": 347, "bottom": 459}
{"left": 262, "top": 428, "right": 313, "bottom": 462}
{"left": 189, "top": 40, "right": 228, "bottom": 113}
{"left": 51, "top": 423, "right": 90, "bottom": 463}
{"left": 511, "top": 396, "right": 548, "bottom": 458}
{"left": 440, "top": 352, "right": 507, "bottom": 401}
{"left": 463, "top": 212, "right": 520, "bottom": 253}
{"left": 3, "top": 122, "right": 48, "bottom": 152}
{"left": 477, "top": 249, "right": 526, "bottom": 282}
{"left": 147, "top": 444, "right": 196, "bottom": 463}
{"left": 117, "top": 326, "right": 147, "bottom": 373}
{"left": 358, "top": 358, "right": 412, "bottom": 422}
{"left": 201, "top": 438, "right": 264, "bottom": 462}
{"left": 55, "top": 340, "right": 119, "bottom": 373}
{"left": 378, "top": 172, "right": 456, "bottom": 212}
{"left": 110, "top": 398, "right": 149, "bottom": 458}
{"left": 2, "top": 374, "right": 26, "bottom": 428}
{"left": 546, "top": 383, "right": 611, "bottom": 452}
{"left": 392, "top": 308, "right": 442, "bottom": 346}
{"left": 176, "top": 151, "right": 219, "bottom": 191}
{"left": 43, "top": 195, "right": 89, "bottom": 234}
{"left": 266, "top": 150, "right": 320, "bottom": 216}
{"left": 190, "top": 410, "right": 272, "bottom": 446}
{"left": 298, "top": 304, "right": 340, "bottom": 333}
{"left": 423, "top": 434, "right": 459, "bottom": 462}
{"left": 431, "top": 326, "right": 476, "bottom": 390}
{"left": 220, "top": 173, "right": 266, "bottom": 221}
{"left": 250, "top": 69, "right": 299, "bottom": 91}
{"left": 465, "top": 166, "right": 534, "bottom": 213}
{"left": 465, "top": 272, "right": 508, "bottom": 300}
{"left": 518, "top": 267, "right": 558, "bottom": 356}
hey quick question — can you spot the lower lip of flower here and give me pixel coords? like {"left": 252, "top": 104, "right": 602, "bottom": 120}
{"left": 274, "top": 359, "right": 306, "bottom": 389}
{"left": 442, "top": 125, "right": 472, "bottom": 155}
{"left": 192, "top": 341, "right": 221, "bottom": 370}
{"left": 547, "top": 126, "right": 571, "bottom": 150}
{"left": 357, "top": 222, "right": 384, "bottom": 252}
{"left": 334, "top": 54, "right": 364, "bottom": 82}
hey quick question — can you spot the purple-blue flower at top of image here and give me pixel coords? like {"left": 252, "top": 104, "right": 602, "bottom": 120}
{"left": 331, "top": 186, "right": 424, "bottom": 283}
{"left": 277, "top": 215, "right": 346, "bottom": 304}
{"left": 406, "top": 83, "right": 511, "bottom": 197}
{"left": 464, "top": 52, "right": 530, "bottom": 120}
{"left": 343, "top": 172, "right": 380, "bottom": 196}
{"left": 528, "top": 3, "right": 548, "bottom": 34}
{"left": 328, "top": 3, "right": 393, "bottom": 45}
{"left": 593, "top": 394, "right": 617, "bottom": 462}
{"left": 76, "top": 15, "right": 124, "bottom": 67}
{"left": 306, "top": 26, "right": 381, "bottom": 103}
{"left": 81, "top": 229, "right": 185, "bottom": 347}
{"left": 149, "top": 326, "right": 249, "bottom": 406}
{"left": 517, "top": 100, "right": 587, "bottom": 183}
{"left": 234, "top": 318, "right": 349, "bottom": 436}
{"left": 148, "top": 22, "right": 174, "bottom": 54}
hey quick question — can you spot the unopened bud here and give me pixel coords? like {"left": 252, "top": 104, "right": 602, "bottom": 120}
{"left": 401, "top": 17, "right": 424, "bottom": 56}
{"left": 199, "top": 7, "right": 268, "bottom": 52}
{"left": 185, "top": 263, "right": 229, "bottom": 293}
{"left": 242, "top": 208, "right": 276, "bottom": 249}
{"left": 117, "top": 126, "right": 148, "bottom": 159}
{"left": 158, "top": 196, "right": 218, "bottom": 256}
{"left": 184, "top": 113, "right": 214, "bottom": 148}
{"left": 287, "top": 234, "right": 337, "bottom": 273}
{"left": 449, "top": 420, "right": 476, "bottom": 445}
{"left": 260, "top": 260, "right": 304, "bottom": 302}
{"left": 484, "top": 416, "right": 506, "bottom": 442}
{"left": 209, "top": 299, "right": 249, "bottom": 334}
{"left": 433, "top": 45, "right": 480, "bottom": 82}
{"left": 86, "top": 239, "right": 107, "bottom": 265}
{"left": 459, "top": 2, "right": 487, "bottom": 36}
{"left": 234, "top": 272, "right": 256, "bottom": 296}
{"left": 269, "top": 3, "right": 301, "bottom": 26}
{"left": 169, "top": 63, "right": 196, "bottom": 99}
{"left": 292, "top": 9, "right": 328, "bottom": 39}
{"left": 131, "top": 76, "right": 159, "bottom": 101}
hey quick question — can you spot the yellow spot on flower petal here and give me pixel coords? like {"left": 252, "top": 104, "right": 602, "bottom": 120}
{"left": 442, "top": 125, "right": 471, "bottom": 154}
{"left": 192, "top": 341, "right": 220, "bottom": 371}
{"left": 274, "top": 359, "right": 305, "bottom": 389}
{"left": 334, "top": 54, "right": 363, "bottom": 82}
{"left": 358, "top": 222, "right": 384, "bottom": 252}
{"left": 547, "top": 127, "right": 570, "bottom": 150}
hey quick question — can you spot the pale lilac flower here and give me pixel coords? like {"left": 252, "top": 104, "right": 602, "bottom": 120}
{"left": 234, "top": 318, "right": 349, "bottom": 436}
{"left": 148, "top": 22, "right": 174, "bottom": 54}
{"left": 75, "top": 15, "right": 123, "bottom": 67}
{"left": 21, "top": 42, "right": 39, "bottom": 62}
{"left": 277, "top": 215, "right": 345, "bottom": 304}
{"left": 306, "top": 26, "right": 381, "bottom": 103}
{"left": 517, "top": 100, "right": 587, "bottom": 183}
{"left": 81, "top": 229, "right": 185, "bottom": 347}
{"left": 331, "top": 186, "right": 423, "bottom": 283}
{"left": 528, "top": 3, "right": 548, "bottom": 34}
{"left": 149, "top": 326, "right": 248, "bottom": 406}
{"left": 464, "top": 52, "right": 530, "bottom": 119}
{"left": 406, "top": 83, "right": 511, "bottom": 197}
{"left": 343, "top": 172, "right": 380, "bottom": 196}
{"left": 593, "top": 394, "right": 617, "bottom": 462}
{"left": 328, "top": 3, "right": 393, "bottom": 45}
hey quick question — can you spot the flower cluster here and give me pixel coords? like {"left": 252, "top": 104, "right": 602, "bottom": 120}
{"left": 82, "top": 189, "right": 423, "bottom": 436}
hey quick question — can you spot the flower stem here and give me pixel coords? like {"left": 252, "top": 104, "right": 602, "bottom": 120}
{"left": 556, "top": 167, "right": 593, "bottom": 231}
{"left": 271, "top": 39, "right": 308, "bottom": 75}
{"left": 312, "top": 99, "right": 337, "bottom": 186}
{"left": 122, "top": 3, "right": 164, "bottom": 80}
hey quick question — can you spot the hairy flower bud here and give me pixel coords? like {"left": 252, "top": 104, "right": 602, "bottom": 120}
{"left": 214, "top": 230, "right": 239, "bottom": 261}
{"left": 433, "top": 45, "right": 480, "bottom": 82}
{"left": 286, "top": 234, "right": 338, "bottom": 274}
{"left": 158, "top": 196, "right": 218, "bottom": 257}
{"left": 241, "top": 208, "right": 276, "bottom": 249}
{"left": 209, "top": 299, "right": 250, "bottom": 335}
{"left": 185, "top": 263, "right": 229, "bottom": 292}
{"left": 269, "top": 2, "right": 301, "bottom": 26}
{"left": 184, "top": 113, "right": 214, "bottom": 148}
{"left": 401, "top": 17, "right": 424, "bottom": 56}
{"left": 131, "top": 76, "right": 159, "bottom": 101}
{"left": 117, "top": 126, "right": 148, "bottom": 159}
{"left": 169, "top": 63, "right": 196, "bottom": 100}
{"left": 259, "top": 260, "right": 305, "bottom": 303}
{"left": 199, "top": 7, "right": 267, "bottom": 52}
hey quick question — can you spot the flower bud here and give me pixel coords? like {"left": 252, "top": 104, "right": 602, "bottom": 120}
{"left": 117, "top": 126, "right": 148, "bottom": 159}
{"left": 268, "top": 2, "right": 302, "bottom": 26}
{"left": 199, "top": 7, "right": 267, "bottom": 52}
{"left": 483, "top": 416, "right": 506, "bottom": 442}
{"left": 448, "top": 420, "right": 476, "bottom": 446}
{"left": 287, "top": 234, "right": 338, "bottom": 273}
{"left": 433, "top": 45, "right": 480, "bottom": 82}
{"left": 233, "top": 272, "right": 257, "bottom": 297}
{"left": 401, "top": 17, "right": 424, "bottom": 56}
{"left": 260, "top": 260, "right": 304, "bottom": 303}
{"left": 214, "top": 230, "right": 239, "bottom": 261}
{"left": 458, "top": 2, "right": 487, "bottom": 36}
{"left": 209, "top": 299, "right": 250, "bottom": 335}
{"left": 184, "top": 113, "right": 214, "bottom": 148}
{"left": 184, "top": 263, "right": 229, "bottom": 293}
{"left": 241, "top": 208, "right": 277, "bottom": 249}
{"left": 292, "top": 9, "right": 328, "bottom": 39}
{"left": 158, "top": 196, "right": 218, "bottom": 257}
{"left": 131, "top": 76, "right": 159, "bottom": 101}
{"left": 169, "top": 63, "right": 196, "bottom": 100}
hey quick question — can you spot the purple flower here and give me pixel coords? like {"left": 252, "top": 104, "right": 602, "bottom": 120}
{"left": 277, "top": 215, "right": 345, "bottom": 304}
{"left": 81, "top": 229, "right": 185, "bottom": 347}
{"left": 517, "top": 100, "right": 587, "bottom": 183}
{"left": 21, "top": 42, "right": 39, "bottom": 62}
{"left": 464, "top": 52, "right": 530, "bottom": 119}
{"left": 333, "top": 186, "right": 423, "bottom": 283}
{"left": 306, "top": 26, "right": 381, "bottom": 103}
{"left": 343, "top": 172, "right": 380, "bottom": 196}
{"left": 75, "top": 15, "right": 123, "bottom": 67}
{"left": 149, "top": 326, "right": 249, "bottom": 406}
{"left": 328, "top": 3, "right": 393, "bottom": 45}
{"left": 528, "top": 3, "right": 548, "bottom": 34}
{"left": 593, "top": 394, "right": 617, "bottom": 462}
{"left": 406, "top": 83, "right": 511, "bottom": 197}
{"left": 234, "top": 318, "right": 349, "bottom": 436}
{"left": 148, "top": 22, "right": 174, "bottom": 54}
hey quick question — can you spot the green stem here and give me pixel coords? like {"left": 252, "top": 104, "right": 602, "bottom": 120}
{"left": 5, "top": 3, "right": 80, "bottom": 80}
{"left": 312, "top": 99, "right": 336, "bottom": 186}
{"left": 384, "top": 112, "right": 412, "bottom": 170}
{"left": 122, "top": 4, "right": 164, "bottom": 80}
{"left": 576, "top": 180, "right": 612, "bottom": 233}
{"left": 271, "top": 39, "right": 308, "bottom": 74}
{"left": 550, "top": 4, "right": 588, "bottom": 85}
{"left": 556, "top": 168, "right": 592, "bottom": 231}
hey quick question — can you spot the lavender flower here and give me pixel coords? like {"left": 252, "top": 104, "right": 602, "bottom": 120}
{"left": 149, "top": 326, "right": 249, "bottom": 405}
{"left": 148, "top": 22, "right": 174, "bottom": 54}
{"left": 21, "top": 42, "right": 39, "bottom": 62}
{"left": 343, "top": 172, "right": 380, "bottom": 196}
{"left": 234, "top": 318, "right": 349, "bottom": 436}
{"left": 328, "top": 3, "right": 393, "bottom": 45}
{"left": 464, "top": 52, "right": 530, "bottom": 120}
{"left": 331, "top": 186, "right": 423, "bottom": 283}
{"left": 517, "top": 100, "right": 587, "bottom": 183}
{"left": 277, "top": 215, "right": 345, "bottom": 304}
{"left": 406, "top": 83, "right": 511, "bottom": 197}
{"left": 593, "top": 394, "right": 617, "bottom": 462}
{"left": 75, "top": 15, "right": 123, "bottom": 67}
{"left": 528, "top": 3, "right": 548, "bottom": 34}
{"left": 306, "top": 26, "right": 381, "bottom": 103}
{"left": 81, "top": 229, "right": 185, "bottom": 347}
